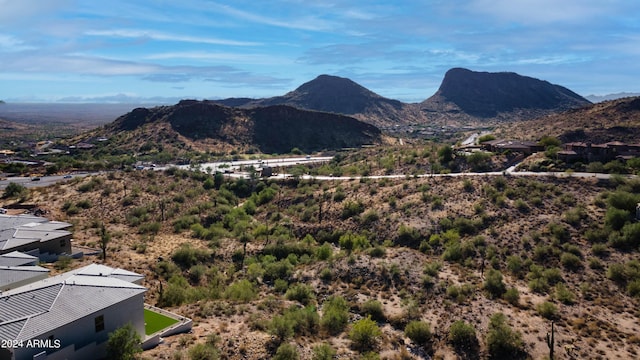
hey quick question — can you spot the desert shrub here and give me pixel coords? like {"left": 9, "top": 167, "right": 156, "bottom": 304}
{"left": 361, "top": 299, "right": 385, "bottom": 321}
{"left": 312, "top": 343, "right": 336, "bottom": 360}
{"left": 2, "top": 182, "right": 27, "bottom": 199}
{"left": 315, "top": 242, "right": 333, "bottom": 260}
{"left": 173, "top": 215, "right": 199, "bottom": 233}
{"left": 446, "top": 284, "right": 474, "bottom": 303}
{"left": 320, "top": 296, "right": 349, "bottom": 334}
{"left": 397, "top": 224, "right": 421, "bottom": 247}
{"left": 486, "top": 313, "right": 525, "bottom": 358}
{"left": 138, "top": 221, "right": 161, "bottom": 235}
{"left": 368, "top": 246, "right": 386, "bottom": 258}
{"left": 264, "top": 259, "right": 294, "bottom": 281}
{"left": 159, "top": 275, "right": 189, "bottom": 307}
{"left": 350, "top": 316, "right": 382, "bottom": 351}
{"left": 560, "top": 252, "right": 582, "bottom": 270}
{"left": 171, "top": 244, "right": 210, "bottom": 268}
{"left": 423, "top": 262, "right": 442, "bottom": 277}
{"left": 606, "top": 263, "right": 626, "bottom": 283}
{"left": 548, "top": 222, "right": 570, "bottom": 243}
{"left": 270, "top": 315, "right": 294, "bottom": 342}
{"left": 484, "top": 269, "right": 506, "bottom": 299}
{"left": 503, "top": 287, "right": 520, "bottom": 305}
{"left": 361, "top": 210, "right": 380, "bottom": 225}
{"left": 605, "top": 207, "right": 630, "bottom": 231}
{"left": 608, "top": 190, "right": 640, "bottom": 212}
{"left": 405, "top": 320, "right": 431, "bottom": 346}
{"left": 628, "top": 279, "right": 640, "bottom": 297}
{"left": 188, "top": 343, "right": 219, "bottom": 360}
{"left": 273, "top": 343, "right": 299, "bottom": 360}
{"left": 448, "top": 320, "right": 477, "bottom": 350}
{"left": 224, "top": 279, "right": 256, "bottom": 302}
{"left": 339, "top": 232, "right": 370, "bottom": 252}
{"left": 554, "top": 283, "right": 575, "bottom": 304}
{"left": 341, "top": 200, "right": 364, "bottom": 219}
{"left": 536, "top": 301, "right": 559, "bottom": 320}
{"left": 506, "top": 255, "right": 525, "bottom": 278}
{"left": 285, "top": 283, "right": 315, "bottom": 305}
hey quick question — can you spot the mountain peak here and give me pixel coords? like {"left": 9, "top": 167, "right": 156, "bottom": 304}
{"left": 424, "top": 68, "right": 590, "bottom": 118}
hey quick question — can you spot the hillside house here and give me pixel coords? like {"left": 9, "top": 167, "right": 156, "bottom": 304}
{"left": 0, "top": 264, "right": 147, "bottom": 360}
{"left": 559, "top": 141, "right": 640, "bottom": 163}
{"left": 0, "top": 215, "right": 74, "bottom": 261}
{"left": 480, "top": 139, "right": 543, "bottom": 155}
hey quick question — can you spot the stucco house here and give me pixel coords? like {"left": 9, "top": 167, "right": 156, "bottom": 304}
{"left": 0, "top": 264, "right": 146, "bottom": 360}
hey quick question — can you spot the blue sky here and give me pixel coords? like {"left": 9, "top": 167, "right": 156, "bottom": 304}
{"left": 1, "top": 0, "right": 639, "bottom": 103}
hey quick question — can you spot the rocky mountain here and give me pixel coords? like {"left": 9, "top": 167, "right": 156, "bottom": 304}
{"left": 500, "top": 96, "right": 640, "bottom": 143}
{"left": 215, "top": 70, "right": 591, "bottom": 128}
{"left": 101, "top": 100, "right": 381, "bottom": 154}
{"left": 420, "top": 68, "right": 591, "bottom": 123}
{"left": 215, "top": 75, "right": 423, "bottom": 127}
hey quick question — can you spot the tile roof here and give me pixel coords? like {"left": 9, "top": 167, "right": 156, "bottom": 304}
{"left": 0, "top": 264, "right": 146, "bottom": 342}
{"left": 0, "top": 265, "right": 49, "bottom": 289}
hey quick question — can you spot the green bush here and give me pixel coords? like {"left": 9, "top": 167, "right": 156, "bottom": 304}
{"left": 486, "top": 313, "right": 525, "bottom": 358}
{"left": 448, "top": 320, "right": 477, "bottom": 350}
{"left": 503, "top": 287, "right": 520, "bottom": 305}
{"left": 484, "top": 269, "right": 506, "bottom": 299}
{"left": 320, "top": 296, "right": 349, "bottom": 334}
{"left": 554, "top": 283, "right": 575, "bottom": 304}
{"left": 171, "top": 244, "right": 210, "bottom": 268}
{"left": 188, "top": 343, "right": 219, "bottom": 360}
{"left": 341, "top": 200, "right": 364, "bottom": 219}
{"left": 536, "top": 301, "right": 559, "bottom": 320}
{"left": 560, "top": 252, "right": 582, "bottom": 270}
{"left": 312, "top": 343, "right": 336, "bottom": 360}
{"left": 404, "top": 320, "right": 432, "bottom": 346}
{"left": 315, "top": 242, "right": 333, "bottom": 260}
{"left": 349, "top": 316, "right": 382, "bottom": 351}
{"left": 273, "top": 343, "right": 299, "bottom": 360}
{"left": 361, "top": 299, "right": 385, "bottom": 321}
{"left": 285, "top": 283, "right": 315, "bottom": 305}
{"left": 224, "top": 279, "right": 257, "bottom": 302}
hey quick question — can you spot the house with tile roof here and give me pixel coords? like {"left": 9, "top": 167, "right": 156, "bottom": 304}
{"left": 0, "top": 264, "right": 146, "bottom": 360}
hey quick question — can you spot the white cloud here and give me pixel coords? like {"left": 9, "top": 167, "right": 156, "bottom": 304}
{"left": 85, "top": 29, "right": 261, "bottom": 47}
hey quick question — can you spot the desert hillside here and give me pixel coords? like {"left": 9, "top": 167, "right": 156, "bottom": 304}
{"left": 15, "top": 162, "right": 640, "bottom": 360}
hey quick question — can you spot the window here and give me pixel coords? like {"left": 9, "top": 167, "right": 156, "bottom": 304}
{"left": 95, "top": 315, "right": 105, "bottom": 332}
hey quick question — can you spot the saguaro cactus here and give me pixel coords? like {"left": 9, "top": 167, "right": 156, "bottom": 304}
{"left": 546, "top": 321, "right": 555, "bottom": 360}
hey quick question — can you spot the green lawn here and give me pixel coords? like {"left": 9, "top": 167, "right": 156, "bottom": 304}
{"left": 144, "top": 308, "right": 179, "bottom": 335}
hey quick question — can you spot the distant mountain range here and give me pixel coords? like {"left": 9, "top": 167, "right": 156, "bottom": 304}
{"left": 585, "top": 92, "right": 640, "bottom": 103}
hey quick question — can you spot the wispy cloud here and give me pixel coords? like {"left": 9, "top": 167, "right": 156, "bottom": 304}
{"left": 205, "top": 2, "right": 334, "bottom": 32}
{"left": 86, "top": 29, "right": 261, "bottom": 47}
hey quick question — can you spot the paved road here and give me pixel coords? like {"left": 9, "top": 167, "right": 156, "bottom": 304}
{"left": 0, "top": 156, "right": 620, "bottom": 192}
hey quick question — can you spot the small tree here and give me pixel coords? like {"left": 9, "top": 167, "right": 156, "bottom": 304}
{"left": 405, "top": 320, "right": 432, "bottom": 346}
{"left": 106, "top": 323, "right": 142, "bottom": 360}
{"left": 486, "top": 313, "right": 525, "bottom": 358}
{"left": 349, "top": 316, "right": 382, "bottom": 352}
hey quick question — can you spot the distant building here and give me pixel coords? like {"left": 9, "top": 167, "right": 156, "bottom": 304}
{"left": 0, "top": 264, "right": 146, "bottom": 360}
{"left": 560, "top": 141, "right": 640, "bottom": 163}
{"left": 480, "top": 139, "right": 543, "bottom": 155}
